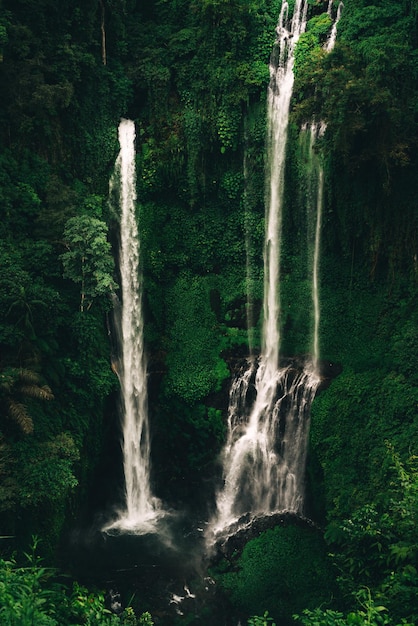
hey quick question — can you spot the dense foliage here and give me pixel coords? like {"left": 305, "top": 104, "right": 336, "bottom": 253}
{"left": 0, "top": 537, "right": 152, "bottom": 625}
{"left": 214, "top": 524, "right": 337, "bottom": 625}
{"left": 0, "top": 0, "right": 417, "bottom": 624}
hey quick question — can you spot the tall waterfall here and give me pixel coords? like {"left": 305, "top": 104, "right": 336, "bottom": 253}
{"left": 104, "top": 119, "right": 162, "bottom": 533}
{"left": 263, "top": 0, "right": 308, "bottom": 375}
{"left": 207, "top": 0, "right": 319, "bottom": 543}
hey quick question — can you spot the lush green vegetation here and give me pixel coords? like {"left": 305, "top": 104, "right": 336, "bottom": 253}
{"left": 0, "top": 537, "right": 152, "bottom": 625}
{"left": 214, "top": 524, "right": 337, "bottom": 625}
{"left": 0, "top": 0, "right": 417, "bottom": 624}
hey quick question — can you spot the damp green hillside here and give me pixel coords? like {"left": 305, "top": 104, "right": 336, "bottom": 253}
{"left": 0, "top": 0, "right": 417, "bottom": 625}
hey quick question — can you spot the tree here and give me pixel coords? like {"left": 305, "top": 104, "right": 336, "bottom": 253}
{"left": 60, "top": 215, "right": 117, "bottom": 312}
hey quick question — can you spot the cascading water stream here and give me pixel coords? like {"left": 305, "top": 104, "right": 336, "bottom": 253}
{"left": 312, "top": 154, "right": 323, "bottom": 374}
{"left": 104, "top": 119, "right": 163, "bottom": 534}
{"left": 306, "top": 0, "right": 343, "bottom": 370}
{"left": 326, "top": 0, "right": 344, "bottom": 52}
{"left": 207, "top": 0, "right": 317, "bottom": 544}
{"left": 263, "top": 0, "right": 308, "bottom": 374}
{"left": 301, "top": 121, "right": 326, "bottom": 374}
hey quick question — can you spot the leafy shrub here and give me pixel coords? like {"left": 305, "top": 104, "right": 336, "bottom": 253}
{"left": 248, "top": 611, "right": 276, "bottom": 626}
{"left": 217, "top": 524, "right": 337, "bottom": 625}
{"left": 0, "top": 538, "right": 149, "bottom": 625}
{"left": 321, "top": 445, "right": 418, "bottom": 624}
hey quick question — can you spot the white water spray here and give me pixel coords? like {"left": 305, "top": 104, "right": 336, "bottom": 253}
{"left": 211, "top": 361, "right": 319, "bottom": 538}
{"left": 104, "top": 119, "right": 163, "bottom": 533}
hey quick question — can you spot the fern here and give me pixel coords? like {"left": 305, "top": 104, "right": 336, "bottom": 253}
{"left": 7, "top": 400, "right": 34, "bottom": 434}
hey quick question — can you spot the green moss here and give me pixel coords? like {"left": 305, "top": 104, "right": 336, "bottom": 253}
{"left": 216, "top": 525, "right": 338, "bottom": 625}
{"left": 163, "top": 272, "right": 229, "bottom": 403}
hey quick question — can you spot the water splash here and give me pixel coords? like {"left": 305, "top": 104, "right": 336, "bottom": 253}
{"left": 104, "top": 119, "right": 164, "bottom": 534}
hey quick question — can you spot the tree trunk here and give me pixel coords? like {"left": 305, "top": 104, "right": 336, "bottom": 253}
{"left": 100, "top": 0, "right": 107, "bottom": 66}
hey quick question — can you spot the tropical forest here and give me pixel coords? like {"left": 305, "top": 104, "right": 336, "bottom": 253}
{"left": 0, "top": 0, "right": 417, "bottom": 624}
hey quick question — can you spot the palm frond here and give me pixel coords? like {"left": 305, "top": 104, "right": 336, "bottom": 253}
{"left": 16, "top": 369, "right": 42, "bottom": 385}
{"left": 17, "top": 384, "right": 54, "bottom": 401}
{"left": 7, "top": 400, "right": 34, "bottom": 434}
{"left": 39, "top": 385, "right": 54, "bottom": 401}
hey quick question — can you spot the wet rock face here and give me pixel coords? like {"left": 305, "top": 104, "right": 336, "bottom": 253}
{"left": 213, "top": 511, "right": 320, "bottom": 560}
{"left": 226, "top": 353, "right": 341, "bottom": 381}
{"left": 317, "top": 359, "right": 343, "bottom": 390}
{"left": 278, "top": 355, "right": 342, "bottom": 392}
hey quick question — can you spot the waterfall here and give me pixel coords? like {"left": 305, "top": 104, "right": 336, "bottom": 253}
{"left": 210, "top": 360, "right": 318, "bottom": 537}
{"left": 301, "top": 121, "right": 326, "bottom": 374}
{"left": 207, "top": 1, "right": 317, "bottom": 544}
{"left": 326, "top": 1, "right": 344, "bottom": 52}
{"left": 308, "top": 0, "right": 343, "bottom": 369}
{"left": 263, "top": 0, "right": 308, "bottom": 375}
{"left": 104, "top": 119, "right": 162, "bottom": 533}
{"left": 312, "top": 155, "right": 323, "bottom": 373}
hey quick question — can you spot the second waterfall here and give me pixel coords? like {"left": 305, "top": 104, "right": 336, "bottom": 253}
{"left": 104, "top": 119, "right": 164, "bottom": 533}
{"left": 207, "top": 0, "right": 321, "bottom": 543}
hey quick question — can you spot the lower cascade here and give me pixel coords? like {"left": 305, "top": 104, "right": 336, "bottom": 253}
{"left": 208, "top": 358, "right": 320, "bottom": 542}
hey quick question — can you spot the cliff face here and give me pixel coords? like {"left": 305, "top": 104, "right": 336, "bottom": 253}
{"left": 0, "top": 1, "right": 417, "bottom": 621}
